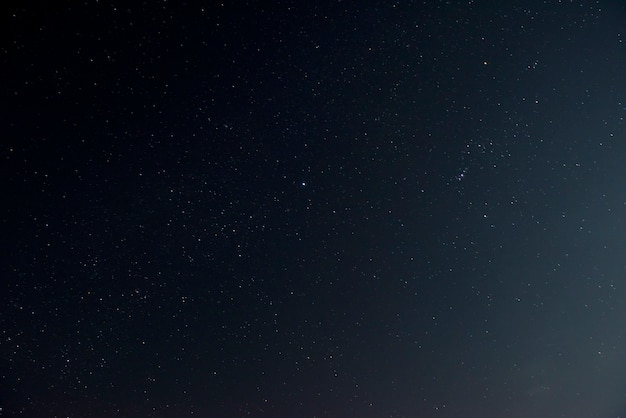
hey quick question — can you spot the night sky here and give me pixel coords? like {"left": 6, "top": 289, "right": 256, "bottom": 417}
{"left": 2, "top": 1, "right": 626, "bottom": 417}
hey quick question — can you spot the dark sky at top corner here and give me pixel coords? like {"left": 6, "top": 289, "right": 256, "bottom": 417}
{"left": 1, "top": 1, "right": 626, "bottom": 417}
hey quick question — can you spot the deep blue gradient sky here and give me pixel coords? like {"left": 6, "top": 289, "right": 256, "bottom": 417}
{"left": 2, "top": 1, "right": 626, "bottom": 417}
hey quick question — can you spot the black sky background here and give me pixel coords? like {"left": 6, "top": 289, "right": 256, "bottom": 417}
{"left": 2, "top": 1, "right": 626, "bottom": 417}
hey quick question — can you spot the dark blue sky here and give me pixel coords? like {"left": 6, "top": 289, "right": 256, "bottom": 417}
{"left": 2, "top": 1, "right": 626, "bottom": 417}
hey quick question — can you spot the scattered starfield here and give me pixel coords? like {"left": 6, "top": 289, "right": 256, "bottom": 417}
{"left": 2, "top": 1, "right": 626, "bottom": 417}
